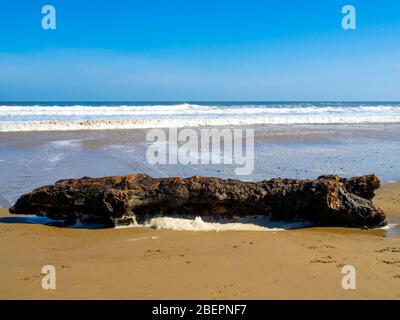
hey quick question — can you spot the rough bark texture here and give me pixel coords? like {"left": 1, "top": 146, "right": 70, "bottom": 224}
{"left": 9, "top": 174, "right": 386, "bottom": 227}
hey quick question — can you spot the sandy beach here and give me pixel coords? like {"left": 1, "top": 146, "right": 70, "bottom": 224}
{"left": 1, "top": 183, "right": 399, "bottom": 300}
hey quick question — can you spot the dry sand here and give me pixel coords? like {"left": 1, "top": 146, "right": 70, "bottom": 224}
{"left": 0, "top": 184, "right": 399, "bottom": 300}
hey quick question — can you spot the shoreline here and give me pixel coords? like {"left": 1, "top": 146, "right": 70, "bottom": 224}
{"left": 1, "top": 123, "right": 400, "bottom": 209}
{"left": 3, "top": 121, "right": 400, "bottom": 133}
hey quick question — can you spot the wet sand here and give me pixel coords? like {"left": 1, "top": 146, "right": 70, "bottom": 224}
{"left": 2, "top": 124, "right": 400, "bottom": 209}
{"left": 0, "top": 184, "right": 399, "bottom": 300}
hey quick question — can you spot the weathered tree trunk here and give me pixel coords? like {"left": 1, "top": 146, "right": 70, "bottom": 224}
{"left": 9, "top": 174, "right": 386, "bottom": 227}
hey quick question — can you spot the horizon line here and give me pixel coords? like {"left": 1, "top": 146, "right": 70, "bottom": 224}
{"left": 1, "top": 100, "right": 400, "bottom": 103}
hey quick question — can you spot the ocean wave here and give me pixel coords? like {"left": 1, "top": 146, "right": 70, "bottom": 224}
{"left": 116, "top": 215, "right": 313, "bottom": 232}
{"left": 0, "top": 103, "right": 399, "bottom": 117}
{"left": 1, "top": 103, "right": 400, "bottom": 131}
{"left": 2, "top": 115, "right": 400, "bottom": 131}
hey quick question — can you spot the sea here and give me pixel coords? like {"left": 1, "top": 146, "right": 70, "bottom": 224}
{"left": 1, "top": 101, "right": 400, "bottom": 131}
{"left": 0, "top": 101, "right": 399, "bottom": 233}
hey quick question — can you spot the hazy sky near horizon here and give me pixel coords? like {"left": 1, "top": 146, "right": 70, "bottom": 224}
{"left": 0, "top": 0, "right": 400, "bottom": 101}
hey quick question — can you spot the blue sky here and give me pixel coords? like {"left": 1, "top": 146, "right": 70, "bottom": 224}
{"left": 0, "top": 0, "right": 399, "bottom": 101}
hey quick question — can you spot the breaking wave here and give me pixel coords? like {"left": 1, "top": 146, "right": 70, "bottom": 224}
{"left": 115, "top": 215, "right": 313, "bottom": 232}
{"left": 1, "top": 102, "right": 400, "bottom": 131}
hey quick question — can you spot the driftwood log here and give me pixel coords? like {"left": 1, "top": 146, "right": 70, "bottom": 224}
{"left": 9, "top": 174, "right": 386, "bottom": 227}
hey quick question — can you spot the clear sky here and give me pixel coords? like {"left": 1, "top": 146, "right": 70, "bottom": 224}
{"left": 0, "top": 0, "right": 399, "bottom": 101}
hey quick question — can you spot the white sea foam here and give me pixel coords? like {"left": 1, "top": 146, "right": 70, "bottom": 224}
{"left": 0, "top": 104, "right": 397, "bottom": 117}
{"left": 47, "top": 153, "right": 64, "bottom": 163}
{"left": 1, "top": 103, "right": 400, "bottom": 131}
{"left": 2, "top": 115, "right": 400, "bottom": 132}
{"left": 127, "top": 236, "right": 159, "bottom": 241}
{"left": 375, "top": 223, "right": 398, "bottom": 231}
{"left": 0, "top": 104, "right": 398, "bottom": 118}
{"left": 49, "top": 139, "right": 82, "bottom": 147}
{"left": 117, "top": 215, "right": 313, "bottom": 232}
